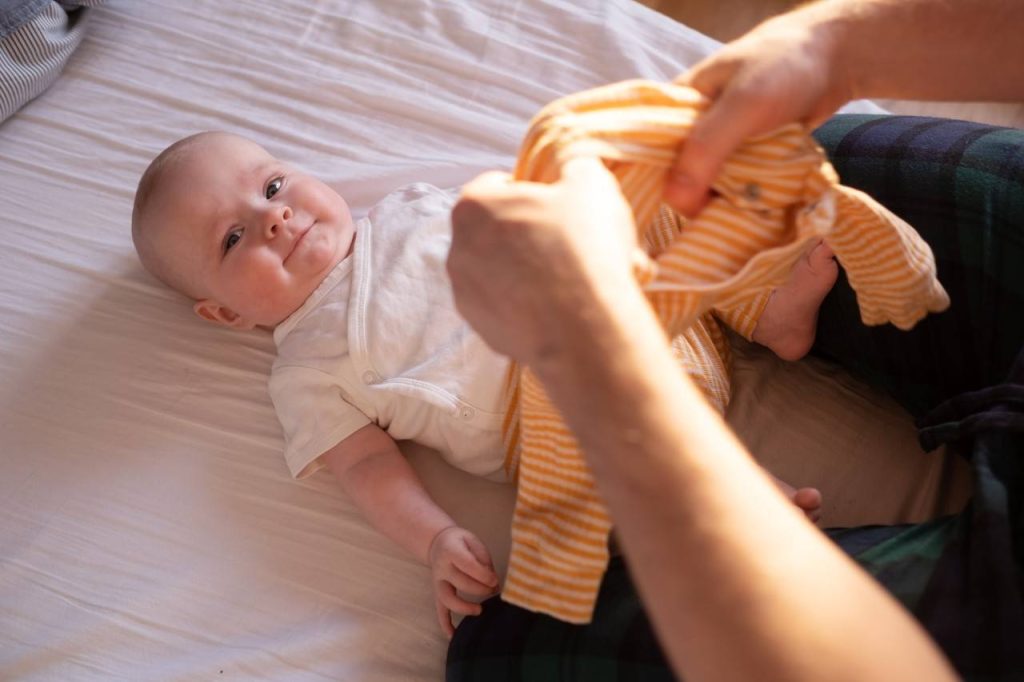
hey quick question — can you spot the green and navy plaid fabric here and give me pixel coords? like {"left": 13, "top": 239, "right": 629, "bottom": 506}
{"left": 447, "top": 115, "right": 1024, "bottom": 682}
{"left": 813, "top": 115, "right": 1024, "bottom": 680}
{"left": 813, "top": 114, "right": 1024, "bottom": 418}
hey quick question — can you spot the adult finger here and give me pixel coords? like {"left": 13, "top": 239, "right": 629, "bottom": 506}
{"left": 664, "top": 83, "right": 765, "bottom": 217}
{"left": 560, "top": 155, "right": 614, "bottom": 187}
{"left": 674, "top": 50, "right": 738, "bottom": 99}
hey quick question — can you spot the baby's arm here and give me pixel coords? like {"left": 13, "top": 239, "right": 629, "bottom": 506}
{"left": 321, "top": 424, "right": 499, "bottom": 636}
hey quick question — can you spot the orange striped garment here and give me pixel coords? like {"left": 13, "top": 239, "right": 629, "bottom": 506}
{"left": 498, "top": 80, "right": 950, "bottom": 623}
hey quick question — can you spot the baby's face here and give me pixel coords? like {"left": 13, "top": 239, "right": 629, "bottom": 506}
{"left": 148, "top": 134, "right": 354, "bottom": 328}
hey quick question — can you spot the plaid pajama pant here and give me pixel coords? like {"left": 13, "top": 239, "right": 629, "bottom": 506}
{"left": 447, "top": 114, "right": 1024, "bottom": 681}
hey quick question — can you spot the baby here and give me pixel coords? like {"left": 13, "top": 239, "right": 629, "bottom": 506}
{"left": 131, "top": 131, "right": 834, "bottom": 635}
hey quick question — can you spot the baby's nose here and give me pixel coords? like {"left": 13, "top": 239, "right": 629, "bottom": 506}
{"left": 264, "top": 206, "right": 294, "bottom": 238}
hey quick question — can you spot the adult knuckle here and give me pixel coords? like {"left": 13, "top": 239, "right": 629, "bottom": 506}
{"left": 451, "top": 197, "right": 484, "bottom": 230}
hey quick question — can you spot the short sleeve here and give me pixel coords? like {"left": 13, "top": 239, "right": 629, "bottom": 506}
{"left": 268, "top": 366, "right": 371, "bottom": 479}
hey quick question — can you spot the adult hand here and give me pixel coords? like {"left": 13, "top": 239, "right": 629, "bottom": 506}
{"left": 428, "top": 526, "right": 499, "bottom": 638}
{"left": 448, "top": 156, "right": 639, "bottom": 366}
{"left": 666, "top": 6, "right": 853, "bottom": 216}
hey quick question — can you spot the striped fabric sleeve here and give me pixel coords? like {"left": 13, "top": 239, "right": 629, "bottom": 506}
{"left": 830, "top": 186, "right": 951, "bottom": 330}
{"left": 499, "top": 80, "right": 949, "bottom": 624}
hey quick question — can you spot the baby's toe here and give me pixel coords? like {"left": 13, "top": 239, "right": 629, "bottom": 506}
{"left": 793, "top": 487, "right": 823, "bottom": 522}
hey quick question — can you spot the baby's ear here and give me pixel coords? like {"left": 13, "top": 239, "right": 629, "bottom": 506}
{"left": 193, "top": 299, "right": 255, "bottom": 330}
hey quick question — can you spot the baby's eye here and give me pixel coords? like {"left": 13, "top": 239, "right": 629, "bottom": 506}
{"left": 224, "top": 228, "right": 243, "bottom": 253}
{"left": 265, "top": 177, "right": 283, "bottom": 199}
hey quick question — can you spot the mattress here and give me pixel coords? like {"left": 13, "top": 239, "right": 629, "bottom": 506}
{"left": 0, "top": 1, "right": 962, "bottom": 680}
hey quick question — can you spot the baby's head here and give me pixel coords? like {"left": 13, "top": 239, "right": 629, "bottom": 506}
{"left": 132, "top": 131, "right": 354, "bottom": 329}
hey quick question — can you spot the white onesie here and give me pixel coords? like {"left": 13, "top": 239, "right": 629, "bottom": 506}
{"left": 269, "top": 184, "right": 511, "bottom": 480}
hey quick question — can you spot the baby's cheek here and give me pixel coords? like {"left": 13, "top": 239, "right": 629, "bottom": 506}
{"left": 250, "top": 266, "right": 287, "bottom": 300}
{"left": 331, "top": 193, "right": 354, "bottom": 229}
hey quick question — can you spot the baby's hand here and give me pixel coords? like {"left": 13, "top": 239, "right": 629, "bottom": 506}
{"left": 428, "top": 526, "right": 499, "bottom": 638}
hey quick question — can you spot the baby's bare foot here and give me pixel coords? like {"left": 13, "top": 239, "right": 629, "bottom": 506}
{"left": 752, "top": 240, "right": 838, "bottom": 361}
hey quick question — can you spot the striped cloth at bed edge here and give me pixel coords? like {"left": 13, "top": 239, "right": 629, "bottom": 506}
{"left": 0, "top": 1, "right": 105, "bottom": 122}
{"left": 498, "top": 79, "right": 950, "bottom": 624}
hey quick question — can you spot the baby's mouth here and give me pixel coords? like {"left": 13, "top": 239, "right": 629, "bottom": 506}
{"left": 285, "top": 221, "right": 317, "bottom": 262}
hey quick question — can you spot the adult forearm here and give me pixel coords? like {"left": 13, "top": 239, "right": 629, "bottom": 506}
{"left": 531, "top": 282, "right": 955, "bottom": 682}
{"left": 809, "top": 0, "right": 1024, "bottom": 102}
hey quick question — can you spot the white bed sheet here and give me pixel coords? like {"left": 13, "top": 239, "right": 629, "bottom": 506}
{"left": 0, "top": 1, "right": 887, "bottom": 680}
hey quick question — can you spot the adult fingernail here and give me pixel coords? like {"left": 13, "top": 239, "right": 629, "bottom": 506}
{"left": 666, "top": 169, "right": 692, "bottom": 187}
{"left": 666, "top": 171, "right": 700, "bottom": 197}
{"left": 664, "top": 173, "right": 703, "bottom": 216}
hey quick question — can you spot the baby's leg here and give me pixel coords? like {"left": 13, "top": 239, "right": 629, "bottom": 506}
{"left": 752, "top": 240, "right": 839, "bottom": 361}
{"left": 769, "top": 472, "right": 823, "bottom": 523}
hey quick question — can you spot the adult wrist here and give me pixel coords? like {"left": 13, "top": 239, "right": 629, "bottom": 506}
{"left": 515, "top": 242, "right": 640, "bottom": 367}
{"left": 528, "top": 272, "right": 657, "bottom": 390}
{"left": 799, "top": 0, "right": 859, "bottom": 106}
